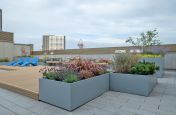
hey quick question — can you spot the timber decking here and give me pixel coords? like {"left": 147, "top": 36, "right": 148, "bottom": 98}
{"left": 0, "top": 66, "right": 43, "bottom": 100}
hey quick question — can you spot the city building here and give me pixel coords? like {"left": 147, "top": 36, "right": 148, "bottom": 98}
{"left": 0, "top": 9, "right": 33, "bottom": 60}
{"left": 42, "top": 35, "right": 65, "bottom": 51}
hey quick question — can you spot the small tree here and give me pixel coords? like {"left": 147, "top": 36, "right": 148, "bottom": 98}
{"left": 126, "top": 29, "right": 161, "bottom": 53}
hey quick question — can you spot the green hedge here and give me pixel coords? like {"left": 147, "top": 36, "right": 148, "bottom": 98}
{"left": 0, "top": 58, "right": 9, "bottom": 62}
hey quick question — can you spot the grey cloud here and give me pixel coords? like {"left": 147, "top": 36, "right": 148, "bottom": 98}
{"left": 0, "top": 0, "right": 175, "bottom": 50}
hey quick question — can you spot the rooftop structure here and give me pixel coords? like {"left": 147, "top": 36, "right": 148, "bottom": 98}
{"left": 0, "top": 31, "right": 13, "bottom": 43}
{"left": 42, "top": 35, "right": 66, "bottom": 51}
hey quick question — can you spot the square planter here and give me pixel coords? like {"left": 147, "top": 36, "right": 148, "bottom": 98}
{"left": 140, "top": 57, "right": 164, "bottom": 78}
{"left": 39, "top": 73, "right": 109, "bottom": 111}
{"left": 110, "top": 73, "right": 157, "bottom": 96}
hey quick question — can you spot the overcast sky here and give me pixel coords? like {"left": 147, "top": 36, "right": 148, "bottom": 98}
{"left": 0, "top": 0, "right": 176, "bottom": 50}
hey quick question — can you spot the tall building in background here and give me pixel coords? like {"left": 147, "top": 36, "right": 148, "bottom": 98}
{"left": 42, "top": 35, "right": 66, "bottom": 51}
{"left": 0, "top": 9, "right": 2, "bottom": 31}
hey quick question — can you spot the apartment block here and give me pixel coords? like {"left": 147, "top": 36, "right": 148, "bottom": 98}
{"left": 42, "top": 35, "right": 66, "bottom": 51}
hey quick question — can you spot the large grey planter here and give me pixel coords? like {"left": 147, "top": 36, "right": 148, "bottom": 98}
{"left": 139, "top": 57, "right": 164, "bottom": 78}
{"left": 39, "top": 73, "right": 109, "bottom": 111}
{"left": 110, "top": 73, "right": 157, "bottom": 96}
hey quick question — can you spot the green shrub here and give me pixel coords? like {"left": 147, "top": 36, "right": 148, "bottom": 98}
{"left": 128, "top": 61, "right": 157, "bottom": 75}
{"left": 0, "top": 58, "right": 9, "bottom": 62}
{"left": 39, "top": 59, "right": 44, "bottom": 62}
{"left": 63, "top": 73, "right": 78, "bottom": 83}
{"left": 17, "top": 55, "right": 34, "bottom": 58}
{"left": 155, "top": 66, "right": 160, "bottom": 71}
{"left": 44, "top": 72, "right": 58, "bottom": 80}
{"left": 55, "top": 69, "right": 76, "bottom": 81}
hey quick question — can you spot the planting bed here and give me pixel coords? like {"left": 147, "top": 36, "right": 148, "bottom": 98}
{"left": 39, "top": 73, "right": 109, "bottom": 111}
{"left": 110, "top": 73, "right": 157, "bottom": 96}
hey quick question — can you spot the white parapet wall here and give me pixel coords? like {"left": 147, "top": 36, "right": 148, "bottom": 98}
{"left": 0, "top": 42, "right": 14, "bottom": 60}
{"left": 14, "top": 44, "right": 32, "bottom": 57}
{"left": 0, "top": 31, "right": 33, "bottom": 60}
{"left": 36, "top": 54, "right": 114, "bottom": 60}
{"left": 0, "top": 42, "right": 32, "bottom": 60}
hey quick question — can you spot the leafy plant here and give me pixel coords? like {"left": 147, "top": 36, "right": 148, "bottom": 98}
{"left": 44, "top": 72, "right": 58, "bottom": 80}
{"left": 40, "top": 67, "right": 78, "bottom": 83}
{"left": 38, "top": 59, "right": 44, "bottom": 62}
{"left": 79, "top": 70, "right": 94, "bottom": 79}
{"left": 63, "top": 73, "right": 78, "bottom": 83}
{"left": 112, "top": 53, "right": 138, "bottom": 73}
{"left": 56, "top": 69, "right": 77, "bottom": 81}
{"left": 64, "top": 58, "right": 106, "bottom": 76}
{"left": 155, "top": 66, "right": 160, "bottom": 71}
{"left": 126, "top": 29, "right": 161, "bottom": 53}
{"left": 128, "top": 61, "right": 157, "bottom": 75}
{"left": 39, "top": 58, "right": 108, "bottom": 83}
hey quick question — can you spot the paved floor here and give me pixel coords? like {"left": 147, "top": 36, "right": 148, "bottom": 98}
{"left": 0, "top": 70, "right": 175, "bottom": 115}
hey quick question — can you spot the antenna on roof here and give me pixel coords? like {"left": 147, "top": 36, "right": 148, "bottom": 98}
{"left": 0, "top": 9, "right": 2, "bottom": 32}
{"left": 77, "top": 39, "right": 84, "bottom": 49}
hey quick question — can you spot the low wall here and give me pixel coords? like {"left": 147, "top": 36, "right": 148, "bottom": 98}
{"left": 165, "top": 52, "right": 176, "bottom": 70}
{"left": 0, "top": 42, "right": 32, "bottom": 60}
{"left": 32, "top": 44, "right": 176, "bottom": 55}
{"left": 0, "top": 42, "right": 14, "bottom": 60}
{"left": 34, "top": 52, "right": 176, "bottom": 70}
{"left": 14, "top": 44, "right": 32, "bottom": 57}
{"left": 37, "top": 54, "right": 114, "bottom": 60}
{"left": 0, "top": 31, "right": 33, "bottom": 60}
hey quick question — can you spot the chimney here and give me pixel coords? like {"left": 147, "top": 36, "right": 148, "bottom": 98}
{"left": 0, "top": 9, "right": 2, "bottom": 32}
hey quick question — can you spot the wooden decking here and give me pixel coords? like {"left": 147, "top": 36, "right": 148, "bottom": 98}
{"left": 0, "top": 66, "right": 43, "bottom": 100}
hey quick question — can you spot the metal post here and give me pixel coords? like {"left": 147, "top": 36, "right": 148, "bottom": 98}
{"left": 0, "top": 9, "right": 2, "bottom": 31}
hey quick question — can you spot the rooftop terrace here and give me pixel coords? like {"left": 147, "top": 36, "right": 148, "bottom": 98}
{"left": 0, "top": 70, "right": 175, "bottom": 115}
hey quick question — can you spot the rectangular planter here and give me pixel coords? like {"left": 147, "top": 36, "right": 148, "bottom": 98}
{"left": 39, "top": 73, "right": 109, "bottom": 111}
{"left": 110, "top": 73, "right": 157, "bottom": 96}
{"left": 140, "top": 57, "right": 164, "bottom": 78}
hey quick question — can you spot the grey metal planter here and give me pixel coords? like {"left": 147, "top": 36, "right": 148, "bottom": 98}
{"left": 39, "top": 73, "right": 109, "bottom": 111}
{"left": 110, "top": 73, "right": 157, "bottom": 96}
{"left": 139, "top": 57, "right": 164, "bottom": 78}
